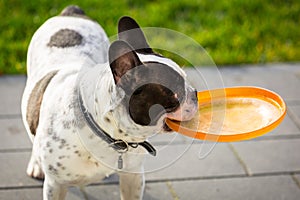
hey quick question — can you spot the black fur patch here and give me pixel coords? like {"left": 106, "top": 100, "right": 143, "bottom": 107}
{"left": 118, "top": 16, "right": 154, "bottom": 54}
{"left": 26, "top": 71, "right": 58, "bottom": 136}
{"left": 124, "top": 62, "right": 185, "bottom": 126}
{"left": 48, "top": 29, "right": 83, "bottom": 48}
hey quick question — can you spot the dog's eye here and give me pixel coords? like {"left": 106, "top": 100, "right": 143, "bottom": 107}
{"left": 173, "top": 92, "right": 185, "bottom": 104}
{"left": 133, "top": 88, "right": 143, "bottom": 95}
{"left": 165, "top": 103, "right": 179, "bottom": 112}
{"left": 165, "top": 97, "right": 180, "bottom": 112}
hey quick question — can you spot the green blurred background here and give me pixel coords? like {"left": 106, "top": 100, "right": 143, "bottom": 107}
{"left": 0, "top": 0, "right": 299, "bottom": 74}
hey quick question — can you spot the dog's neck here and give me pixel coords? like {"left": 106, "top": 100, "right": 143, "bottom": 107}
{"left": 78, "top": 63, "right": 163, "bottom": 143}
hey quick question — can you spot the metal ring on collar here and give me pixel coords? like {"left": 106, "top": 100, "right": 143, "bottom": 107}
{"left": 110, "top": 139, "right": 129, "bottom": 153}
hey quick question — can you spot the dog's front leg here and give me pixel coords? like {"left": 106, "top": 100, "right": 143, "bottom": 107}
{"left": 43, "top": 176, "right": 67, "bottom": 200}
{"left": 119, "top": 172, "right": 145, "bottom": 200}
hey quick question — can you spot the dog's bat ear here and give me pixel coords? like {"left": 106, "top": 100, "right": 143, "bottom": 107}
{"left": 109, "top": 40, "right": 142, "bottom": 85}
{"left": 118, "top": 16, "right": 154, "bottom": 54}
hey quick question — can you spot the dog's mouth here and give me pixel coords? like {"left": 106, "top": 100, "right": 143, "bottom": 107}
{"left": 163, "top": 119, "right": 173, "bottom": 132}
{"left": 163, "top": 104, "right": 198, "bottom": 132}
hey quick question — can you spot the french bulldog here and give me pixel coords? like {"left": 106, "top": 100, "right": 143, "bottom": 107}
{"left": 21, "top": 5, "right": 198, "bottom": 200}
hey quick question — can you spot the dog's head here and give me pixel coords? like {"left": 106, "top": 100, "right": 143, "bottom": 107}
{"left": 108, "top": 17, "right": 198, "bottom": 135}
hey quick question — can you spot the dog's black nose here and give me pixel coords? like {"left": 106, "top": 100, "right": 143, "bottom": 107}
{"left": 188, "top": 88, "right": 198, "bottom": 104}
{"left": 186, "top": 87, "right": 198, "bottom": 105}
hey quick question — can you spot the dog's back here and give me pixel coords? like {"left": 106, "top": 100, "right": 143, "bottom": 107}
{"left": 22, "top": 6, "right": 110, "bottom": 142}
{"left": 26, "top": 6, "right": 109, "bottom": 80}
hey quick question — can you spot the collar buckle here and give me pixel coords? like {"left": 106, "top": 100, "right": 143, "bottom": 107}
{"left": 110, "top": 139, "right": 129, "bottom": 153}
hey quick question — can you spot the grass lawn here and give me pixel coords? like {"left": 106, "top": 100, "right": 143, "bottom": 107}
{"left": 0, "top": 0, "right": 299, "bottom": 74}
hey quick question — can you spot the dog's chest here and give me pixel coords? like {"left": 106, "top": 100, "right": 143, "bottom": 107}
{"left": 37, "top": 125, "right": 114, "bottom": 184}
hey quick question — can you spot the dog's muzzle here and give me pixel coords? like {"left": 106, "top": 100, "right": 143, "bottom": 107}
{"left": 167, "top": 86, "right": 198, "bottom": 121}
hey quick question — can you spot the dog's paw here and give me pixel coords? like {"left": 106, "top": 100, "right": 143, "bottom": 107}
{"left": 26, "top": 155, "right": 45, "bottom": 180}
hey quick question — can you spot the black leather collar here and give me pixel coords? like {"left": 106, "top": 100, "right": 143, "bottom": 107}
{"left": 78, "top": 92, "right": 156, "bottom": 156}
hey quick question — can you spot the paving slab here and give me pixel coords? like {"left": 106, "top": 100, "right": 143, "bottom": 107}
{"left": 0, "top": 182, "right": 173, "bottom": 200}
{"left": 171, "top": 175, "right": 300, "bottom": 200}
{"left": 231, "top": 139, "right": 300, "bottom": 175}
{"left": 143, "top": 182, "right": 173, "bottom": 200}
{"left": 66, "top": 185, "right": 120, "bottom": 200}
{"left": 288, "top": 105, "right": 300, "bottom": 127}
{"left": 219, "top": 66, "right": 300, "bottom": 101}
{"left": 0, "top": 151, "right": 41, "bottom": 188}
{"left": 2, "top": 175, "right": 300, "bottom": 200}
{"left": 0, "top": 76, "right": 25, "bottom": 115}
{"left": 294, "top": 174, "right": 300, "bottom": 189}
{"left": 145, "top": 143, "right": 245, "bottom": 181}
{"left": 0, "top": 186, "right": 119, "bottom": 200}
{"left": 76, "top": 182, "right": 173, "bottom": 200}
{"left": 0, "top": 188, "right": 42, "bottom": 200}
{"left": 271, "top": 63, "right": 300, "bottom": 73}
{"left": 185, "top": 67, "right": 225, "bottom": 91}
{"left": 158, "top": 64, "right": 300, "bottom": 101}
{"left": 260, "top": 112, "right": 300, "bottom": 138}
{"left": 0, "top": 118, "right": 32, "bottom": 150}
{"left": 148, "top": 130, "right": 194, "bottom": 146}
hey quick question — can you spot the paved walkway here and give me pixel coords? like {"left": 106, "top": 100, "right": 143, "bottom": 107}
{"left": 0, "top": 63, "right": 300, "bottom": 200}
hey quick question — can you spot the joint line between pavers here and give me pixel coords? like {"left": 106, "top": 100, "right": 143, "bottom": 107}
{"left": 79, "top": 186, "right": 89, "bottom": 200}
{"left": 166, "top": 181, "right": 180, "bottom": 200}
{"left": 0, "top": 114, "right": 22, "bottom": 119}
{"left": 0, "top": 148, "right": 32, "bottom": 153}
{"left": 287, "top": 108, "right": 300, "bottom": 131}
{"left": 228, "top": 143, "right": 252, "bottom": 176}
{"left": 291, "top": 174, "right": 300, "bottom": 190}
{"left": 285, "top": 100, "right": 300, "bottom": 106}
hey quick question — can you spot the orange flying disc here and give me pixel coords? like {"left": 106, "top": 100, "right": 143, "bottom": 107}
{"left": 165, "top": 87, "right": 286, "bottom": 142}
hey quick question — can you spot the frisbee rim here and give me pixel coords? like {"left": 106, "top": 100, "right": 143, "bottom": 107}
{"left": 165, "top": 87, "right": 286, "bottom": 142}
